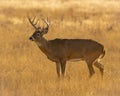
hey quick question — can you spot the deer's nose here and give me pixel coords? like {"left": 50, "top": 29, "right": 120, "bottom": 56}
{"left": 29, "top": 36, "right": 34, "bottom": 41}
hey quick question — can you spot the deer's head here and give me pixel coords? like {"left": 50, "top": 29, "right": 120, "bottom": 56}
{"left": 28, "top": 17, "right": 50, "bottom": 42}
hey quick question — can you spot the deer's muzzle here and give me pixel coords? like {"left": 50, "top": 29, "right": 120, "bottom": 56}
{"left": 29, "top": 36, "right": 34, "bottom": 41}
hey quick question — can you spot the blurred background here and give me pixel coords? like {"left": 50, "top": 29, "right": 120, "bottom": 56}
{"left": 0, "top": 0, "right": 120, "bottom": 96}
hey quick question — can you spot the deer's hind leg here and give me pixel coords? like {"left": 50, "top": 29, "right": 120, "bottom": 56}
{"left": 86, "top": 60, "right": 95, "bottom": 78}
{"left": 94, "top": 61, "right": 104, "bottom": 78}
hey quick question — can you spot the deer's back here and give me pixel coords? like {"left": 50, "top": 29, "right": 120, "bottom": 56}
{"left": 49, "top": 39, "right": 104, "bottom": 50}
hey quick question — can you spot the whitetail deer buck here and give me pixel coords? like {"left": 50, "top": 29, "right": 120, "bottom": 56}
{"left": 28, "top": 17, "right": 105, "bottom": 78}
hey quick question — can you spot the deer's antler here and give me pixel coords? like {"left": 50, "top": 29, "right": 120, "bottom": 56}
{"left": 28, "top": 16, "right": 50, "bottom": 33}
{"left": 28, "top": 16, "right": 40, "bottom": 30}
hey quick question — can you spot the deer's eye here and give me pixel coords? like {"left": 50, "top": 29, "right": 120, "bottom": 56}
{"left": 36, "top": 33, "right": 40, "bottom": 37}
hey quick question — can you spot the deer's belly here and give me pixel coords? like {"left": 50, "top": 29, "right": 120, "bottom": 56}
{"left": 47, "top": 56, "right": 58, "bottom": 62}
{"left": 68, "top": 58, "right": 84, "bottom": 62}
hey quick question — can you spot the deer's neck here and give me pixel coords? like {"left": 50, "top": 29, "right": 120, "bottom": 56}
{"left": 36, "top": 37, "right": 50, "bottom": 56}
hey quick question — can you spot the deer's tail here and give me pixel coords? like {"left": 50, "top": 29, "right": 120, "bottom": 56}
{"left": 100, "top": 49, "right": 105, "bottom": 59}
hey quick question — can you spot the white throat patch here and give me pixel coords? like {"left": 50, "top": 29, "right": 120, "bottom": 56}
{"left": 36, "top": 41, "right": 42, "bottom": 47}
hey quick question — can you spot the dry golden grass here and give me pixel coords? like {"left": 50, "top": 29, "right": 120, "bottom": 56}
{"left": 0, "top": 0, "right": 120, "bottom": 96}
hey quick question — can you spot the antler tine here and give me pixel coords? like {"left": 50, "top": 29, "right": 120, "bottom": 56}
{"left": 34, "top": 19, "right": 40, "bottom": 26}
{"left": 32, "top": 16, "right": 36, "bottom": 22}
{"left": 42, "top": 17, "right": 50, "bottom": 28}
{"left": 28, "top": 16, "right": 38, "bottom": 30}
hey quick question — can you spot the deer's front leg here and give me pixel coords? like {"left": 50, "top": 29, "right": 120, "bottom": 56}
{"left": 56, "top": 62, "right": 61, "bottom": 78}
{"left": 60, "top": 60, "right": 66, "bottom": 77}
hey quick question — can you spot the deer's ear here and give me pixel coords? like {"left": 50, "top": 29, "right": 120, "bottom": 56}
{"left": 42, "top": 27, "right": 49, "bottom": 35}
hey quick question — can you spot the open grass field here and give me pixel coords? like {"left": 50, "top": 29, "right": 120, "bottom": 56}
{"left": 0, "top": 0, "right": 120, "bottom": 96}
